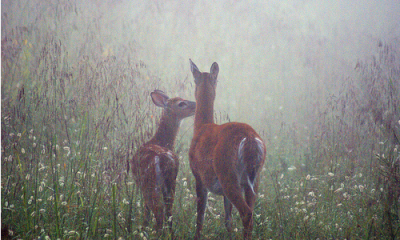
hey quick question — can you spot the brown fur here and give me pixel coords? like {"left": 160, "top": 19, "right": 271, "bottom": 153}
{"left": 189, "top": 60, "right": 266, "bottom": 240}
{"left": 131, "top": 90, "right": 195, "bottom": 232}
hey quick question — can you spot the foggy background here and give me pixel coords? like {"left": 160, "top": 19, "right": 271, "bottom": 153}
{"left": 3, "top": 0, "right": 399, "bottom": 129}
{"left": 2, "top": 0, "right": 400, "bottom": 238}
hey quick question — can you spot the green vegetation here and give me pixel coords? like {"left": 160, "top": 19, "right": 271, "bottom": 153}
{"left": 2, "top": 1, "right": 399, "bottom": 239}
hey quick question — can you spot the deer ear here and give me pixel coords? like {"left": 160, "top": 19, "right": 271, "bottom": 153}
{"left": 151, "top": 90, "right": 169, "bottom": 108}
{"left": 190, "top": 59, "right": 201, "bottom": 81}
{"left": 210, "top": 62, "right": 219, "bottom": 81}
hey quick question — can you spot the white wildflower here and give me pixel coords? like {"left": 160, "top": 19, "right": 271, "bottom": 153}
{"left": 63, "top": 146, "right": 71, "bottom": 156}
{"left": 288, "top": 166, "right": 296, "bottom": 171}
{"left": 334, "top": 188, "right": 343, "bottom": 193}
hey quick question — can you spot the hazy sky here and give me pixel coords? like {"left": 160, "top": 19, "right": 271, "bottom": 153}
{"left": 2, "top": 0, "right": 399, "bottom": 128}
{"left": 101, "top": 0, "right": 400, "bottom": 123}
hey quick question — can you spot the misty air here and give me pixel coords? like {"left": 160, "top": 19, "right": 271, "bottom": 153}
{"left": 1, "top": 0, "right": 399, "bottom": 239}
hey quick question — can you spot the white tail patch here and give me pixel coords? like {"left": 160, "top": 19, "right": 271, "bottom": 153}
{"left": 155, "top": 156, "right": 161, "bottom": 174}
{"left": 255, "top": 137, "right": 264, "bottom": 165}
{"left": 155, "top": 156, "right": 161, "bottom": 193}
{"left": 247, "top": 175, "right": 255, "bottom": 195}
{"left": 239, "top": 137, "right": 264, "bottom": 195}
{"left": 255, "top": 138, "right": 264, "bottom": 152}
{"left": 238, "top": 137, "right": 247, "bottom": 165}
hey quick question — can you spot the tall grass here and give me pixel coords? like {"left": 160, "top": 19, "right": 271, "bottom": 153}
{"left": 2, "top": 1, "right": 399, "bottom": 239}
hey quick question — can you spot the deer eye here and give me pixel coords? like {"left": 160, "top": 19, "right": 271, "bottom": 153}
{"left": 178, "top": 101, "right": 187, "bottom": 108}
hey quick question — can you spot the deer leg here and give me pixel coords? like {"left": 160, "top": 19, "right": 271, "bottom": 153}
{"left": 224, "top": 196, "right": 233, "bottom": 232}
{"left": 154, "top": 206, "right": 164, "bottom": 230}
{"left": 163, "top": 182, "right": 175, "bottom": 233}
{"left": 194, "top": 177, "right": 208, "bottom": 240}
{"left": 218, "top": 168, "right": 253, "bottom": 240}
{"left": 224, "top": 186, "right": 253, "bottom": 239}
{"left": 154, "top": 185, "right": 166, "bottom": 231}
{"left": 243, "top": 182, "right": 257, "bottom": 239}
{"left": 143, "top": 205, "right": 151, "bottom": 229}
{"left": 144, "top": 189, "right": 164, "bottom": 231}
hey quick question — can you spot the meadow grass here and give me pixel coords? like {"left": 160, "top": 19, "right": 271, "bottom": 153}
{"left": 2, "top": 3, "right": 400, "bottom": 240}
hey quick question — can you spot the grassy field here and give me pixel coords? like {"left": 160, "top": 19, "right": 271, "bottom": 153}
{"left": 2, "top": 1, "right": 400, "bottom": 239}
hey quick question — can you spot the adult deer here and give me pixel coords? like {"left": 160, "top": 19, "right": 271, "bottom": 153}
{"left": 188, "top": 60, "right": 266, "bottom": 239}
{"left": 131, "top": 90, "right": 196, "bottom": 233}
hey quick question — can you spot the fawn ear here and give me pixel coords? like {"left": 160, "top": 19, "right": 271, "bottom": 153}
{"left": 210, "top": 62, "right": 219, "bottom": 83}
{"left": 190, "top": 59, "right": 201, "bottom": 82}
{"left": 151, "top": 90, "right": 169, "bottom": 108}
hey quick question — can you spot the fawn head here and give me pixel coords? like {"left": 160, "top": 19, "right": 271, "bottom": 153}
{"left": 151, "top": 90, "right": 196, "bottom": 121}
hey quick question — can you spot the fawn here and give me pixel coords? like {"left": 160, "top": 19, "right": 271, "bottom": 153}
{"left": 131, "top": 90, "right": 195, "bottom": 233}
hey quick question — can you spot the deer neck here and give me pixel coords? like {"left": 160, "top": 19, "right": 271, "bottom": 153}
{"left": 194, "top": 87, "right": 215, "bottom": 129}
{"left": 149, "top": 113, "right": 180, "bottom": 151}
